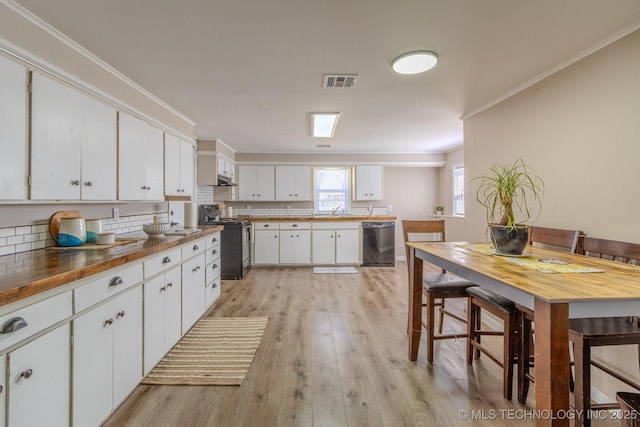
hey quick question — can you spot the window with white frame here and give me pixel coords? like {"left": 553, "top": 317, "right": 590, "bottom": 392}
{"left": 453, "top": 164, "right": 465, "bottom": 216}
{"left": 314, "top": 167, "right": 350, "bottom": 214}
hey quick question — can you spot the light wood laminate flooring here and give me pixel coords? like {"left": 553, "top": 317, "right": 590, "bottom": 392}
{"left": 104, "top": 265, "right": 618, "bottom": 427}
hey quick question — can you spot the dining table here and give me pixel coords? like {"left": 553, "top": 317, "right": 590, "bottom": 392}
{"left": 406, "top": 241, "right": 640, "bottom": 427}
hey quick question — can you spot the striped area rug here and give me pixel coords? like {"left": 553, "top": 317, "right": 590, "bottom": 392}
{"left": 142, "top": 317, "right": 268, "bottom": 386}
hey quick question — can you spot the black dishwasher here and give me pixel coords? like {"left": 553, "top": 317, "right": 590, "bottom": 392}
{"left": 362, "top": 222, "right": 395, "bottom": 266}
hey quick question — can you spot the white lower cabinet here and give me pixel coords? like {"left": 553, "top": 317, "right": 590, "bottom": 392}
{"left": 73, "top": 286, "right": 143, "bottom": 427}
{"left": 8, "top": 324, "right": 70, "bottom": 427}
{"left": 0, "top": 354, "right": 5, "bottom": 427}
{"left": 254, "top": 222, "right": 280, "bottom": 265}
{"left": 279, "top": 223, "right": 311, "bottom": 264}
{"left": 205, "top": 233, "right": 222, "bottom": 307}
{"left": 143, "top": 266, "right": 182, "bottom": 375}
{"left": 181, "top": 253, "right": 206, "bottom": 335}
{"left": 312, "top": 222, "right": 360, "bottom": 265}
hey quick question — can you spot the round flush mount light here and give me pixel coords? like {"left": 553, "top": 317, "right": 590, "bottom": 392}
{"left": 391, "top": 50, "right": 439, "bottom": 74}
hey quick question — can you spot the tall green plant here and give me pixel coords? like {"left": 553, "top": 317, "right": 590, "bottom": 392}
{"left": 472, "top": 159, "right": 544, "bottom": 229}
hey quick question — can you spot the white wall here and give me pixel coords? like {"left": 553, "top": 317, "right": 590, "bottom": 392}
{"left": 462, "top": 28, "right": 640, "bottom": 401}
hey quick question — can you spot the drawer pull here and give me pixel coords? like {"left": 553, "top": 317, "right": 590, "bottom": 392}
{"left": 0, "top": 385, "right": 3, "bottom": 394}
{"left": 212, "top": 283, "right": 218, "bottom": 288}
{"left": 116, "top": 310, "right": 126, "bottom": 318}
{"left": 211, "top": 249, "right": 217, "bottom": 255}
{"left": 109, "top": 276, "right": 124, "bottom": 287}
{"left": 211, "top": 237, "right": 218, "bottom": 242}
{"left": 1, "top": 317, "right": 27, "bottom": 334}
{"left": 104, "top": 318, "right": 114, "bottom": 326}
{"left": 293, "top": 224, "right": 298, "bottom": 227}
{"left": 162, "top": 256, "right": 172, "bottom": 264}
{"left": 212, "top": 264, "right": 218, "bottom": 269}
{"left": 193, "top": 244, "right": 199, "bottom": 250}
{"left": 20, "top": 369, "right": 33, "bottom": 380}
{"left": 192, "top": 266, "right": 200, "bottom": 273}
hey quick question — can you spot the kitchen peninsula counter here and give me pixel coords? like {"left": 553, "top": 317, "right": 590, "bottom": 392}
{"left": 0, "top": 225, "right": 223, "bottom": 308}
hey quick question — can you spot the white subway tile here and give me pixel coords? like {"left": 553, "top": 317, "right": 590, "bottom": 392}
{"left": 0, "top": 228, "right": 15, "bottom": 238}
{"left": 0, "top": 246, "right": 15, "bottom": 256}
{"left": 7, "top": 235, "right": 23, "bottom": 245}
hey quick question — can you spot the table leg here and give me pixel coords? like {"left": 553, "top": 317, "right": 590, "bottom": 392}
{"left": 408, "top": 247, "right": 423, "bottom": 361}
{"left": 534, "top": 299, "right": 570, "bottom": 427}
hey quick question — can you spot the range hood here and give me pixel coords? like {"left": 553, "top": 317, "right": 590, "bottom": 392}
{"left": 215, "top": 175, "right": 237, "bottom": 187}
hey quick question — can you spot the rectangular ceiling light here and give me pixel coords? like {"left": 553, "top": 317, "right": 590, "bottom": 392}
{"left": 311, "top": 113, "right": 340, "bottom": 138}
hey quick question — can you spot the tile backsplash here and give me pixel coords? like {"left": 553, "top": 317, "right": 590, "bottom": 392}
{"left": 0, "top": 213, "right": 168, "bottom": 256}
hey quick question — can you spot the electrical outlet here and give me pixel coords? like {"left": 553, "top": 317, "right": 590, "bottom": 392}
{"left": 387, "top": 204, "right": 392, "bottom": 212}
{"left": 247, "top": 205, "right": 252, "bottom": 210}
{"left": 113, "top": 207, "right": 120, "bottom": 220}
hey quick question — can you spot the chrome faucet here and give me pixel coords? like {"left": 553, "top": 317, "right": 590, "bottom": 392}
{"left": 331, "top": 206, "right": 345, "bottom": 215}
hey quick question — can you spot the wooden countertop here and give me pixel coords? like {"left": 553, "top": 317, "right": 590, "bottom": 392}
{"left": 236, "top": 216, "right": 397, "bottom": 222}
{"left": 0, "top": 225, "right": 224, "bottom": 308}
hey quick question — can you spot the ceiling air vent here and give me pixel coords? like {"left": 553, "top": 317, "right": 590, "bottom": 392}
{"left": 323, "top": 74, "right": 358, "bottom": 88}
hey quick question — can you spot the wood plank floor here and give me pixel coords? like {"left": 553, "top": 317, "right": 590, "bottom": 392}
{"left": 104, "top": 265, "right": 619, "bottom": 427}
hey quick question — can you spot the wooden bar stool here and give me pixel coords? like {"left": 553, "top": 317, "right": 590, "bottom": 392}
{"left": 569, "top": 237, "right": 640, "bottom": 427}
{"left": 466, "top": 286, "right": 518, "bottom": 400}
{"left": 402, "top": 220, "right": 476, "bottom": 364}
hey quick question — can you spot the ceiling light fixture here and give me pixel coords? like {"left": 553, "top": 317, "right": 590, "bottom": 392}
{"left": 311, "top": 113, "right": 340, "bottom": 138}
{"left": 391, "top": 50, "right": 438, "bottom": 74}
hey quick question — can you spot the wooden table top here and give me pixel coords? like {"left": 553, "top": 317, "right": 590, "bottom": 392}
{"left": 407, "top": 241, "right": 640, "bottom": 303}
{"left": 0, "top": 225, "right": 224, "bottom": 308}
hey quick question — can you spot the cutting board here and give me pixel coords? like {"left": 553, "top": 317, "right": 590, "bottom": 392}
{"left": 49, "top": 210, "right": 82, "bottom": 242}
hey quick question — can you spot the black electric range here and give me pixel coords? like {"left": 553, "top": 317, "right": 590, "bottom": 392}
{"left": 199, "top": 206, "right": 251, "bottom": 279}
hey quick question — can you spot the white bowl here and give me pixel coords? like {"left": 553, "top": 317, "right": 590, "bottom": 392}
{"left": 143, "top": 223, "right": 170, "bottom": 237}
{"left": 96, "top": 232, "right": 116, "bottom": 245}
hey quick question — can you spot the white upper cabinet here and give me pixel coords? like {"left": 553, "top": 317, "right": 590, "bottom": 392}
{"left": 353, "top": 165, "right": 383, "bottom": 200}
{"left": 275, "top": 165, "right": 312, "bottom": 201}
{"left": 164, "top": 133, "right": 194, "bottom": 197}
{"left": 238, "top": 165, "right": 275, "bottom": 201}
{"left": 0, "top": 55, "right": 27, "bottom": 200}
{"left": 118, "top": 112, "right": 164, "bottom": 200}
{"left": 31, "top": 72, "right": 117, "bottom": 200}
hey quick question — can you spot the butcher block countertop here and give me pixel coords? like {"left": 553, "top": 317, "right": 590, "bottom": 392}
{"left": 0, "top": 225, "right": 223, "bottom": 308}
{"left": 236, "top": 215, "right": 397, "bottom": 222}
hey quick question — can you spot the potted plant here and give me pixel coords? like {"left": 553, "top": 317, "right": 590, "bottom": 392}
{"left": 472, "top": 158, "right": 544, "bottom": 255}
{"left": 435, "top": 205, "right": 444, "bottom": 215}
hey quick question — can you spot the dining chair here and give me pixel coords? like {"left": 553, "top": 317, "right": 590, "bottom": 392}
{"left": 517, "top": 226, "right": 583, "bottom": 403}
{"left": 402, "top": 220, "right": 476, "bottom": 364}
{"left": 616, "top": 392, "right": 640, "bottom": 427}
{"left": 569, "top": 237, "right": 640, "bottom": 427}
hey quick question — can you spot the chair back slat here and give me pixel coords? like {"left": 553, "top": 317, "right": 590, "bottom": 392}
{"left": 402, "top": 220, "right": 446, "bottom": 273}
{"left": 583, "top": 237, "right": 640, "bottom": 266}
{"left": 528, "top": 226, "right": 583, "bottom": 254}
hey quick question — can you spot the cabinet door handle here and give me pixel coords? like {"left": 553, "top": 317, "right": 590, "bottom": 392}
{"left": 212, "top": 264, "right": 218, "bottom": 269}
{"left": 212, "top": 283, "right": 218, "bottom": 288}
{"left": 20, "top": 369, "right": 33, "bottom": 379}
{"left": 192, "top": 266, "right": 200, "bottom": 272}
{"left": 211, "top": 249, "right": 217, "bottom": 255}
{"left": 0, "top": 385, "right": 3, "bottom": 394}
{"left": 193, "top": 244, "right": 199, "bottom": 250}
{"left": 116, "top": 310, "right": 126, "bottom": 318}
{"left": 1, "top": 317, "right": 28, "bottom": 334}
{"left": 212, "top": 237, "right": 218, "bottom": 242}
{"left": 109, "top": 276, "right": 123, "bottom": 287}
{"left": 167, "top": 282, "right": 173, "bottom": 288}
{"left": 104, "top": 318, "right": 114, "bottom": 326}
{"left": 162, "top": 256, "right": 171, "bottom": 264}
{"left": 160, "top": 286, "right": 166, "bottom": 292}
{"left": 84, "top": 181, "right": 93, "bottom": 187}
{"left": 141, "top": 185, "right": 147, "bottom": 190}
{"left": 71, "top": 180, "right": 80, "bottom": 186}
